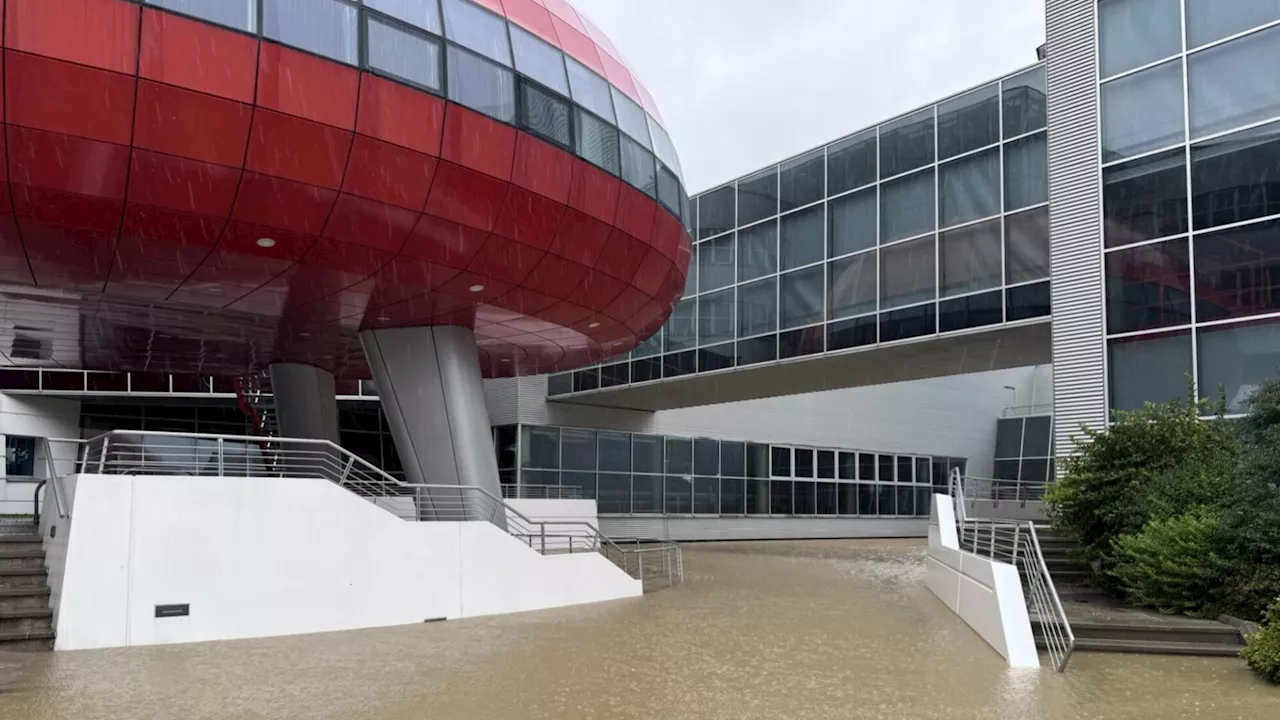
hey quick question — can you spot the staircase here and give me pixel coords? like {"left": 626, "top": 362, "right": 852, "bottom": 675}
{"left": 0, "top": 524, "right": 53, "bottom": 652}
{"left": 1032, "top": 525, "right": 1243, "bottom": 657}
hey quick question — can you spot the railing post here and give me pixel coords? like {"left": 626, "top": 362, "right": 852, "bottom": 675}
{"left": 540, "top": 524, "right": 546, "bottom": 554}
{"left": 98, "top": 435, "right": 109, "bottom": 474}
{"left": 217, "top": 437, "right": 224, "bottom": 477}
{"left": 638, "top": 553, "right": 644, "bottom": 584}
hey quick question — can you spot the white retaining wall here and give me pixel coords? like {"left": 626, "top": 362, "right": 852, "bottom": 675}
{"left": 42, "top": 474, "right": 641, "bottom": 651}
{"left": 925, "top": 494, "right": 1038, "bottom": 668}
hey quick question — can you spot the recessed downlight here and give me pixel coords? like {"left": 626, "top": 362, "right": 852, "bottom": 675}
{"left": 256, "top": 237, "right": 276, "bottom": 248}
{"left": 376, "top": 316, "right": 393, "bottom": 322}
{"left": 589, "top": 322, "right": 601, "bottom": 328}
{"left": 469, "top": 284, "right": 486, "bottom": 293}
{"left": 298, "top": 332, "right": 312, "bottom": 338}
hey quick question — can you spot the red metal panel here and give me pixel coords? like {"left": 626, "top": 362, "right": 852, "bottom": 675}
{"left": 355, "top": 74, "right": 446, "bottom": 156}
{"left": 5, "top": 0, "right": 138, "bottom": 74}
{"left": 139, "top": 9, "right": 257, "bottom": 104}
{"left": 127, "top": 150, "right": 240, "bottom": 217}
{"left": 423, "top": 161, "right": 509, "bottom": 232}
{"left": 547, "top": 208, "right": 610, "bottom": 267}
{"left": 7, "top": 126, "right": 129, "bottom": 199}
{"left": 231, "top": 173, "right": 337, "bottom": 235}
{"left": 342, "top": 135, "right": 438, "bottom": 212}
{"left": 593, "top": 228, "right": 649, "bottom": 283}
{"left": 575, "top": 270, "right": 627, "bottom": 312}
{"left": 614, "top": 185, "right": 657, "bottom": 246}
{"left": 598, "top": 52, "right": 640, "bottom": 105}
{"left": 465, "top": 235, "right": 545, "bottom": 286}
{"left": 541, "top": 0, "right": 586, "bottom": 33}
{"left": 441, "top": 105, "right": 517, "bottom": 181}
{"left": 567, "top": 158, "right": 620, "bottom": 224}
{"left": 322, "top": 194, "right": 417, "bottom": 254}
{"left": 510, "top": 133, "right": 572, "bottom": 203}
{"left": 521, "top": 253, "right": 588, "bottom": 299}
{"left": 256, "top": 43, "right": 360, "bottom": 130}
{"left": 133, "top": 80, "right": 253, "bottom": 167}
{"left": 605, "top": 286, "right": 651, "bottom": 324}
{"left": 401, "top": 214, "right": 490, "bottom": 269}
{"left": 9, "top": 184, "right": 122, "bottom": 231}
{"left": 5, "top": 51, "right": 135, "bottom": 146}
{"left": 632, "top": 248, "right": 673, "bottom": 298}
{"left": 492, "top": 186, "right": 564, "bottom": 251}
{"left": 245, "top": 109, "right": 353, "bottom": 190}
{"left": 551, "top": 18, "right": 604, "bottom": 75}
{"left": 502, "top": 0, "right": 560, "bottom": 46}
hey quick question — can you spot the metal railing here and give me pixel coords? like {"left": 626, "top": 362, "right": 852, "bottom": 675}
{"left": 501, "top": 484, "right": 584, "bottom": 500}
{"left": 41, "top": 430, "right": 683, "bottom": 590}
{"left": 950, "top": 469, "right": 1073, "bottom": 672}
{"left": 1001, "top": 405, "right": 1054, "bottom": 418}
{"left": 961, "top": 474, "right": 1050, "bottom": 504}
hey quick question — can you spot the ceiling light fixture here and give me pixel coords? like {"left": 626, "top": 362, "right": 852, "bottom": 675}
{"left": 376, "top": 316, "right": 393, "bottom": 322}
{"left": 469, "top": 284, "right": 485, "bottom": 293}
{"left": 256, "top": 237, "right": 276, "bottom": 248}
{"left": 589, "top": 322, "right": 601, "bottom": 328}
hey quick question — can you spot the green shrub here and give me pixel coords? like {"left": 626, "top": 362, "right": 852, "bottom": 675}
{"left": 1109, "top": 511, "right": 1233, "bottom": 618}
{"left": 1242, "top": 597, "right": 1280, "bottom": 685}
{"left": 1225, "top": 565, "right": 1280, "bottom": 622}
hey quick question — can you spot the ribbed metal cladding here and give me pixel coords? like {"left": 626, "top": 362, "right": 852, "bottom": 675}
{"left": 1046, "top": 0, "right": 1106, "bottom": 463}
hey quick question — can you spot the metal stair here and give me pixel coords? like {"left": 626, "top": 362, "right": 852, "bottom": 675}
{"left": 0, "top": 527, "right": 53, "bottom": 652}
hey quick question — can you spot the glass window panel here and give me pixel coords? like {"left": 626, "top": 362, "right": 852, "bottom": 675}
{"left": 632, "top": 434, "right": 663, "bottom": 474}
{"left": 828, "top": 315, "right": 878, "bottom": 350}
{"left": 881, "top": 169, "right": 936, "bottom": 243}
{"left": 737, "top": 335, "right": 777, "bottom": 365}
{"left": 665, "top": 437, "right": 693, "bottom": 475}
{"left": 148, "top": 0, "right": 255, "bottom": 31}
{"left": 665, "top": 300, "right": 696, "bottom": 353}
{"left": 1003, "top": 65, "right": 1048, "bottom": 139}
{"left": 620, "top": 135, "right": 657, "bottom": 197}
{"left": 657, "top": 164, "right": 681, "bottom": 213}
{"left": 632, "top": 474, "right": 663, "bottom": 513}
{"left": 836, "top": 483, "right": 856, "bottom": 514}
{"left": 699, "top": 234, "right": 735, "bottom": 292}
{"left": 521, "top": 426, "right": 559, "bottom": 468}
{"left": 721, "top": 441, "right": 746, "bottom": 477}
{"left": 853, "top": 453, "right": 872, "bottom": 481}
{"left": 940, "top": 149, "right": 1000, "bottom": 227}
{"left": 881, "top": 304, "right": 937, "bottom": 342}
{"left": 613, "top": 88, "right": 651, "bottom": 148}
{"left": 856, "top": 483, "right": 877, "bottom": 514}
{"left": 650, "top": 119, "right": 681, "bottom": 178}
{"left": 738, "top": 222, "right": 778, "bottom": 281}
{"left": 1194, "top": 218, "right": 1280, "bottom": 323}
{"left": 566, "top": 58, "right": 614, "bottom": 122}
{"left": 519, "top": 80, "right": 572, "bottom": 147}
{"left": 738, "top": 277, "right": 777, "bottom": 337}
{"left": 1023, "top": 416, "right": 1052, "bottom": 457}
{"left": 938, "top": 83, "right": 1000, "bottom": 160}
{"left": 896, "top": 456, "right": 914, "bottom": 483}
{"left": 880, "top": 235, "right": 937, "bottom": 309}
{"left": 1007, "top": 281, "right": 1051, "bottom": 321}
{"left": 939, "top": 290, "right": 1003, "bottom": 333}
{"left": 828, "top": 252, "right": 877, "bottom": 320}
{"left": 794, "top": 448, "right": 815, "bottom": 478}
{"left": 1189, "top": 24, "right": 1280, "bottom": 139}
{"left": 1191, "top": 120, "right": 1280, "bottom": 231}
{"left": 817, "top": 482, "right": 838, "bottom": 515}
{"left": 880, "top": 109, "right": 935, "bottom": 178}
{"left": 262, "top": 0, "right": 358, "bottom": 64}
{"left": 699, "top": 344, "right": 737, "bottom": 372}
{"left": 598, "top": 431, "right": 631, "bottom": 472}
{"left": 915, "top": 457, "right": 932, "bottom": 485}
{"left": 1106, "top": 238, "right": 1193, "bottom": 333}
{"left": 698, "top": 186, "right": 735, "bottom": 240}
{"left": 781, "top": 205, "right": 825, "bottom": 270}
{"left": 828, "top": 130, "right": 877, "bottom": 195}
{"left": 562, "top": 471, "right": 597, "bottom": 500}
{"left": 1098, "top": 0, "right": 1182, "bottom": 78}
{"left": 665, "top": 476, "right": 693, "bottom": 514}
{"left": 1187, "top": 0, "right": 1280, "bottom": 49}
{"left": 838, "top": 453, "right": 856, "bottom": 481}
{"left": 699, "top": 289, "right": 736, "bottom": 346}
{"left": 896, "top": 486, "right": 915, "bottom": 516}
{"left": 995, "top": 418, "right": 1025, "bottom": 458}
{"left": 793, "top": 481, "right": 817, "bottom": 514}
{"left": 367, "top": 18, "right": 443, "bottom": 92}
{"left": 878, "top": 484, "right": 897, "bottom": 516}
{"left": 738, "top": 168, "right": 779, "bottom": 226}
{"left": 721, "top": 478, "right": 746, "bottom": 514}
{"left": 1199, "top": 319, "right": 1280, "bottom": 411}
{"left": 771, "top": 446, "right": 792, "bottom": 477}
{"left": 771, "top": 480, "right": 794, "bottom": 514}
{"left": 510, "top": 25, "right": 568, "bottom": 94}
{"left": 1109, "top": 331, "right": 1193, "bottom": 410}
{"left": 780, "top": 266, "right": 825, "bottom": 329}
{"left": 573, "top": 368, "right": 599, "bottom": 392}
{"left": 597, "top": 474, "right": 631, "bottom": 513}
{"left": 828, "top": 188, "right": 876, "bottom": 257}
{"left": 817, "top": 450, "right": 836, "bottom": 479}
{"left": 548, "top": 373, "right": 573, "bottom": 395}
{"left": 940, "top": 219, "right": 1002, "bottom": 297}
{"left": 663, "top": 350, "right": 696, "bottom": 378}
{"left": 633, "top": 331, "right": 663, "bottom": 358}
{"left": 780, "top": 150, "right": 825, "bottom": 212}
{"left": 1018, "top": 459, "right": 1048, "bottom": 487}
{"left": 746, "top": 443, "right": 770, "bottom": 478}
{"left": 1103, "top": 149, "right": 1189, "bottom": 248}
{"left": 599, "top": 362, "right": 629, "bottom": 388}
{"left": 447, "top": 46, "right": 515, "bottom": 122}
{"left": 1101, "top": 60, "right": 1185, "bottom": 162}
{"left": 994, "top": 459, "right": 1021, "bottom": 482}
{"left": 1005, "top": 133, "right": 1049, "bottom": 211}
{"left": 631, "top": 357, "right": 662, "bottom": 382}
{"left": 779, "top": 327, "right": 825, "bottom": 358}
{"left": 442, "top": 0, "right": 511, "bottom": 65}
{"left": 746, "top": 477, "right": 770, "bottom": 514}
{"left": 693, "top": 477, "right": 719, "bottom": 514}
{"left": 916, "top": 487, "right": 933, "bottom": 517}
{"left": 1006, "top": 206, "right": 1051, "bottom": 284}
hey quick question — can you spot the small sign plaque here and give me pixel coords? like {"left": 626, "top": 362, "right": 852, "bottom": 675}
{"left": 155, "top": 604, "right": 189, "bottom": 618}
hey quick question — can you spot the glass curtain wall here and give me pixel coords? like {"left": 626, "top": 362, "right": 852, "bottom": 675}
{"left": 991, "top": 414, "right": 1054, "bottom": 499}
{"left": 1099, "top": 1, "right": 1280, "bottom": 413}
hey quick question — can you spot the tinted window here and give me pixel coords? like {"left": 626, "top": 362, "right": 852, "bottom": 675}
{"left": 633, "top": 435, "right": 663, "bottom": 473}
{"left": 1105, "top": 238, "right": 1193, "bottom": 333}
{"left": 794, "top": 448, "right": 815, "bottom": 478}
{"left": 694, "top": 438, "right": 719, "bottom": 476}
{"left": 1188, "top": 24, "right": 1280, "bottom": 138}
{"left": 1003, "top": 65, "right": 1047, "bottom": 139}
{"left": 1006, "top": 206, "right": 1051, "bottom": 284}
{"left": 738, "top": 277, "right": 777, "bottom": 337}
{"left": 699, "top": 235, "right": 735, "bottom": 292}
{"left": 664, "top": 299, "right": 697, "bottom": 351}
{"left": 699, "top": 186, "right": 735, "bottom": 239}
{"left": 1199, "top": 320, "right": 1280, "bottom": 411}
{"left": 1194, "top": 218, "right": 1280, "bottom": 323}
{"left": 880, "top": 235, "right": 936, "bottom": 309}
{"left": 881, "top": 303, "right": 936, "bottom": 342}
{"left": 521, "top": 426, "right": 559, "bottom": 468}
{"left": 657, "top": 165, "right": 681, "bottom": 213}
{"left": 939, "top": 219, "right": 1002, "bottom": 297}
{"left": 442, "top": 0, "right": 510, "bottom": 64}
{"left": 575, "top": 109, "right": 620, "bottom": 174}
{"left": 1005, "top": 133, "right": 1049, "bottom": 211}
{"left": 1191, "top": 121, "right": 1280, "bottom": 231}
{"left": 722, "top": 442, "right": 746, "bottom": 477}
{"left": 447, "top": 45, "right": 515, "bottom": 122}
{"left": 367, "top": 17, "right": 443, "bottom": 92}
{"left": 148, "top": 0, "right": 255, "bottom": 31}
{"left": 780, "top": 266, "right": 824, "bottom": 329}
{"left": 828, "top": 253, "right": 877, "bottom": 319}
{"left": 779, "top": 327, "right": 824, "bottom": 359}
{"left": 1023, "top": 416, "right": 1052, "bottom": 457}
{"left": 771, "top": 447, "right": 792, "bottom": 477}
{"left": 828, "top": 130, "right": 877, "bottom": 195}
{"left": 738, "top": 168, "right": 779, "bottom": 226}
{"left": 828, "top": 315, "right": 877, "bottom": 350}
{"left": 781, "top": 205, "right": 824, "bottom": 271}
{"left": 880, "top": 109, "right": 935, "bottom": 178}
{"left": 519, "top": 80, "right": 571, "bottom": 147}
{"left": 738, "top": 222, "right": 777, "bottom": 281}
{"left": 939, "top": 290, "right": 1002, "bottom": 333}
{"left": 1186, "top": 0, "right": 1280, "bottom": 48}
{"left": 881, "top": 169, "right": 936, "bottom": 243}
{"left": 566, "top": 58, "right": 614, "bottom": 122}
{"left": 699, "top": 289, "right": 736, "bottom": 346}
{"left": 561, "top": 429, "right": 597, "bottom": 470}
{"left": 1103, "top": 149, "right": 1188, "bottom": 247}
{"left": 1098, "top": 0, "right": 1182, "bottom": 78}
{"left": 649, "top": 120, "right": 681, "bottom": 178}
{"left": 620, "top": 136, "right": 657, "bottom": 196}
{"left": 828, "top": 188, "right": 877, "bottom": 257}
{"left": 780, "top": 150, "right": 824, "bottom": 212}
{"left": 1007, "top": 281, "right": 1051, "bottom": 321}
{"left": 939, "top": 149, "right": 1000, "bottom": 227}
{"left": 262, "top": 0, "right": 358, "bottom": 64}
{"left": 510, "top": 25, "right": 568, "bottom": 94}
{"left": 1101, "top": 60, "right": 1185, "bottom": 162}
{"left": 613, "top": 88, "right": 651, "bottom": 148}
{"left": 665, "top": 438, "right": 693, "bottom": 475}
{"left": 1109, "top": 331, "right": 1193, "bottom": 410}
{"left": 699, "top": 344, "right": 736, "bottom": 373}
{"left": 937, "top": 84, "right": 1000, "bottom": 160}
{"left": 737, "top": 334, "right": 777, "bottom": 365}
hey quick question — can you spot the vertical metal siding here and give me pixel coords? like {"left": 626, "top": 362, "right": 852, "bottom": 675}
{"left": 1046, "top": 0, "right": 1107, "bottom": 463}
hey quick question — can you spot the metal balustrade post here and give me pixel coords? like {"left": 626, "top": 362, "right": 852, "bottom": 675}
{"left": 540, "top": 524, "right": 546, "bottom": 554}
{"left": 217, "top": 437, "right": 224, "bottom": 477}
{"left": 98, "top": 435, "right": 108, "bottom": 474}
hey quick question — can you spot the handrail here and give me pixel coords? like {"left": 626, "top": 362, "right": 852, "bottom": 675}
{"left": 501, "top": 484, "right": 584, "bottom": 500}
{"left": 960, "top": 474, "right": 1050, "bottom": 506}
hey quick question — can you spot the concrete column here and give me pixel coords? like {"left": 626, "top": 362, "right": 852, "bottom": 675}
{"left": 267, "top": 363, "right": 340, "bottom": 444}
{"left": 360, "top": 326, "right": 504, "bottom": 526}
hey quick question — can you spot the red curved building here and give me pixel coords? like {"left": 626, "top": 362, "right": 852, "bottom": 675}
{"left": 0, "top": 0, "right": 690, "bottom": 492}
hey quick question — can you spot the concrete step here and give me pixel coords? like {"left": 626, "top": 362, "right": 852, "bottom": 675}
{"left": 1047, "top": 569, "right": 1089, "bottom": 584}
{"left": 0, "top": 524, "right": 38, "bottom": 538}
{"left": 0, "top": 568, "right": 49, "bottom": 592}
{"left": 0, "top": 629, "right": 55, "bottom": 652}
{"left": 1053, "top": 637, "right": 1242, "bottom": 657}
{"left": 0, "top": 609, "right": 52, "bottom": 634}
{"left": 0, "top": 534, "right": 41, "bottom": 544}
{"left": 0, "top": 550, "right": 46, "bottom": 571}
{"left": 0, "top": 587, "right": 50, "bottom": 611}
{"left": 1049, "top": 620, "right": 1242, "bottom": 647}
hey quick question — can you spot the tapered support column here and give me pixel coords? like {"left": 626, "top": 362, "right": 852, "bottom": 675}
{"left": 267, "top": 363, "right": 340, "bottom": 444}
{"left": 360, "top": 326, "right": 504, "bottom": 527}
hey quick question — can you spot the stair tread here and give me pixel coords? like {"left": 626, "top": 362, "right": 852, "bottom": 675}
{"left": 0, "top": 568, "right": 47, "bottom": 577}
{"left": 1033, "top": 617, "right": 1240, "bottom": 635}
{"left": 0, "top": 608, "right": 52, "bottom": 619}
{"left": 0, "top": 629, "right": 55, "bottom": 642}
{"left": 0, "top": 535, "right": 41, "bottom": 543}
{"left": 0, "top": 549, "right": 45, "bottom": 558}
{"left": 0, "top": 588, "right": 49, "bottom": 598}
{"left": 1069, "top": 638, "right": 1242, "bottom": 656}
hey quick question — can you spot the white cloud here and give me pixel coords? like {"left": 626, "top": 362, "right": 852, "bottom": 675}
{"left": 573, "top": 0, "right": 1046, "bottom": 192}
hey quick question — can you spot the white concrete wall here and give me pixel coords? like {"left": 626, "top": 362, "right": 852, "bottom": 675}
{"left": 0, "top": 394, "right": 79, "bottom": 514}
{"left": 50, "top": 474, "right": 642, "bottom": 651}
{"left": 925, "top": 494, "right": 1038, "bottom": 668}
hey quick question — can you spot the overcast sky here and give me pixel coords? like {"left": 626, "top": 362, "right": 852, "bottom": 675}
{"left": 573, "top": 0, "right": 1046, "bottom": 194}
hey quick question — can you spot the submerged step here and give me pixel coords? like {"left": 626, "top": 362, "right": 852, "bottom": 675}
{"left": 1056, "top": 637, "right": 1243, "bottom": 657}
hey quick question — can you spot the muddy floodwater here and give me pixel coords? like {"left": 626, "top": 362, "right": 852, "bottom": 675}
{"left": 1, "top": 540, "right": 1275, "bottom": 719}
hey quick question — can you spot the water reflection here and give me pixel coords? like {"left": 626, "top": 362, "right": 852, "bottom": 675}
{"left": 0, "top": 540, "right": 1273, "bottom": 719}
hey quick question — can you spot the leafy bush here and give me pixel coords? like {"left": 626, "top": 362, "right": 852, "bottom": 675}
{"left": 1225, "top": 566, "right": 1280, "bottom": 622}
{"left": 1242, "top": 597, "right": 1280, "bottom": 684}
{"left": 1109, "top": 511, "right": 1233, "bottom": 618}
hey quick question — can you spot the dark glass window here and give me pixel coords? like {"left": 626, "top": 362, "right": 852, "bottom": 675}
{"left": 839, "top": 483, "right": 858, "bottom": 514}
{"left": 897, "top": 486, "right": 915, "bottom": 516}
{"left": 1003, "top": 65, "right": 1047, "bottom": 139}
{"left": 1188, "top": 24, "right": 1280, "bottom": 139}
{"left": 446, "top": 45, "right": 515, "bottom": 123}
{"left": 781, "top": 205, "right": 825, "bottom": 271}
{"left": 916, "top": 457, "right": 932, "bottom": 486}
{"left": 3, "top": 435, "right": 35, "bottom": 477}
{"left": 699, "top": 289, "right": 735, "bottom": 346}
{"left": 694, "top": 438, "right": 719, "bottom": 476}
{"left": 878, "top": 454, "right": 896, "bottom": 483}
{"left": 878, "top": 485, "right": 897, "bottom": 516}
{"left": 938, "top": 83, "right": 1000, "bottom": 160}
{"left": 631, "top": 358, "right": 662, "bottom": 383}
{"left": 994, "top": 459, "right": 1021, "bottom": 481}
{"left": 738, "top": 222, "right": 778, "bottom": 282}
{"left": 1186, "top": 0, "right": 1280, "bottom": 48}
{"left": 780, "top": 150, "right": 825, "bottom": 212}
{"left": 829, "top": 253, "right": 877, "bottom": 319}
{"left": 779, "top": 327, "right": 824, "bottom": 359}
{"left": 665, "top": 437, "right": 693, "bottom": 475}
{"left": 721, "top": 478, "right": 746, "bottom": 514}
{"left": 817, "top": 482, "right": 839, "bottom": 515}
{"left": 1007, "top": 281, "right": 1051, "bottom": 321}
{"left": 838, "top": 452, "right": 856, "bottom": 480}
{"left": 662, "top": 351, "right": 696, "bottom": 378}
{"left": 150, "top": 0, "right": 257, "bottom": 31}
{"left": 1199, "top": 319, "right": 1280, "bottom": 412}
{"left": 738, "top": 168, "right": 779, "bottom": 226}
{"left": 1191, "top": 121, "right": 1280, "bottom": 231}
{"left": 599, "top": 362, "right": 629, "bottom": 388}
{"left": 858, "top": 483, "right": 878, "bottom": 514}
{"left": 817, "top": 450, "right": 836, "bottom": 479}
{"left": 737, "top": 334, "right": 777, "bottom": 365}
{"left": 880, "top": 235, "right": 936, "bottom": 310}
{"left": 897, "top": 455, "right": 914, "bottom": 483}
{"left": 699, "top": 234, "right": 736, "bottom": 292}
{"left": 1194, "top": 218, "right": 1280, "bottom": 323}
{"left": 698, "top": 186, "right": 735, "bottom": 239}
{"left": 940, "top": 219, "right": 1002, "bottom": 297}
{"left": 829, "top": 188, "right": 877, "bottom": 257}
{"left": 1101, "top": 60, "right": 1185, "bottom": 162}
{"left": 746, "top": 443, "right": 770, "bottom": 478}
{"left": 562, "top": 471, "right": 596, "bottom": 499}
{"left": 881, "top": 304, "right": 937, "bottom": 342}
{"left": 939, "top": 290, "right": 1003, "bottom": 333}
{"left": 367, "top": 16, "right": 442, "bottom": 92}
{"left": 612, "top": 88, "right": 651, "bottom": 148}
{"left": 1109, "top": 331, "right": 1193, "bottom": 411}
{"left": 793, "top": 481, "right": 817, "bottom": 514}
{"left": 722, "top": 441, "right": 746, "bottom": 477}
{"left": 828, "top": 130, "right": 877, "bottom": 195}
{"left": 657, "top": 165, "right": 681, "bottom": 214}
{"left": 857, "top": 452, "right": 876, "bottom": 481}
{"left": 794, "top": 449, "right": 815, "bottom": 478}
{"left": 632, "top": 474, "right": 663, "bottom": 513}
{"left": 1103, "top": 149, "right": 1189, "bottom": 248}
{"left": 738, "top": 277, "right": 777, "bottom": 337}
{"left": 574, "top": 108, "right": 620, "bottom": 175}
{"left": 665, "top": 476, "right": 692, "bottom": 514}
{"left": 828, "top": 315, "right": 878, "bottom": 350}
{"left": 664, "top": 299, "right": 696, "bottom": 351}
{"left": 940, "top": 149, "right": 1000, "bottom": 227}
{"left": 442, "top": 0, "right": 510, "bottom": 65}
{"left": 573, "top": 368, "right": 599, "bottom": 392}
{"left": 620, "top": 136, "right": 657, "bottom": 197}
{"left": 1098, "top": 0, "right": 1182, "bottom": 78}
{"left": 771, "top": 480, "right": 794, "bottom": 514}
{"left": 566, "top": 57, "right": 614, "bottom": 122}
{"left": 597, "top": 474, "right": 630, "bottom": 513}
{"left": 1005, "top": 133, "right": 1049, "bottom": 211}
{"left": 881, "top": 169, "right": 936, "bottom": 243}
{"left": 693, "top": 477, "right": 719, "bottom": 514}
{"left": 509, "top": 25, "right": 567, "bottom": 94}
{"left": 746, "top": 476, "right": 770, "bottom": 514}
{"left": 698, "top": 343, "right": 737, "bottom": 372}
{"left": 633, "top": 434, "right": 663, "bottom": 473}
{"left": 598, "top": 431, "right": 631, "bottom": 473}
{"left": 880, "top": 109, "right": 935, "bottom": 178}
{"left": 1023, "top": 416, "right": 1052, "bottom": 457}
{"left": 519, "top": 80, "right": 572, "bottom": 147}
{"left": 521, "top": 426, "right": 559, "bottom": 468}
{"left": 1106, "top": 238, "right": 1193, "bottom": 333}
{"left": 995, "top": 418, "right": 1025, "bottom": 458}
{"left": 262, "top": 0, "right": 357, "bottom": 64}
{"left": 1006, "top": 206, "right": 1051, "bottom": 284}
{"left": 771, "top": 446, "right": 792, "bottom": 477}
{"left": 0, "top": 369, "right": 39, "bottom": 390}
{"left": 780, "top": 266, "right": 825, "bottom": 329}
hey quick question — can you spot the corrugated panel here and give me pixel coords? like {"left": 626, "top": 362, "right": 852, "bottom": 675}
{"left": 599, "top": 517, "right": 928, "bottom": 542}
{"left": 483, "top": 377, "right": 522, "bottom": 425}
{"left": 1046, "top": 0, "right": 1106, "bottom": 464}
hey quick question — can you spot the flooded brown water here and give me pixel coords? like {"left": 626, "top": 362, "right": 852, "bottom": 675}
{"left": 1, "top": 540, "right": 1275, "bottom": 719}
